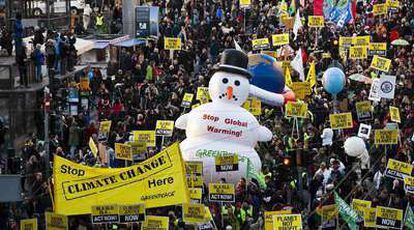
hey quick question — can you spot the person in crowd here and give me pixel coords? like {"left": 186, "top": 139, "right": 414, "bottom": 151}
{"left": 31, "top": 44, "right": 44, "bottom": 82}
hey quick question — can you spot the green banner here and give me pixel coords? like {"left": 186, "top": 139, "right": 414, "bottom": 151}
{"left": 334, "top": 192, "right": 361, "bottom": 230}
{"left": 405, "top": 203, "right": 414, "bottom": 229}
{"left": 246, "top": 158, "right": 267, "bottom": 189}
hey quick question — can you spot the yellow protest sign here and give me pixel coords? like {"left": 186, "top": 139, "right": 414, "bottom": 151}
{"left": 329, "top": 112, "right": 353, "bottom": 129}
{"left": 352, "top": 199, "right": 371, "bottom": 217}
{"left": 385, "top": 158, "right": 413, "bottom": 180}
{"left": 271, "top": 34, "right": 289, "bottom": 46}
{"left": 187, "top": 174, "right": 204, "bottom": 188}
{"left": 185, "top": 161, "right": 203, "bottom": 175}
{"left": 389, "top": 106, "right": 401, "bottom": 123}
{"left": 364, "top": 207, "right": 377, "bottom": 228}
{"left": 189, "top": 188, "right": 203, "bottom": 203}
{"left": 45, "top": 212, "right": 68, "bottom": 230}
{"left": 318, "top": 204, "right": 338, "bottom": 221}
{"left": 352, "top": 36, "right": 370, "bottom": 46}
{"left": 53, "top": 143, "right": 190, "bottom": 215}
{"left": 369, "top": 43, "right": 387, "bottom": 56}
{"left": 252, "top": 38, "right": 270, "bottom": 50}
{"left": 132, "top": 130, "right": 156, "bottom": 147}
{"left": 264, "top": 210, "right": 292, "bottom": 230}
{"left": 99, "top": 120, "right": 112, "bottom": 135}
{"left": 291, "top": 82, "right": 311, "bottom": 99}
{"left": 349, "top": 46, "right": 368, "bottom": 59}
{"left": 129, "top": 142, "right": 147, "bottom": 157}
{"left": 374, "top": 129, "right": 399, "bottom": 144}
{"left": 142, "top": 215, "right": 169, "bottom": 230}
{"left": 281, "top": 16, "right": 294, "bottom": 29}
{"left": 373, "top": 4, "right": 388, "bottom": 15}
{"left": 339, "top": 36, "right": 353, "bottom": 48}
{"left": 196, "top": 87, "right": 210, "bottom": 103}
{"left": 164, "top": 37, "right": 181, "bottom": 50}
{"left": 308, "top": 16, "right": 325, "bottom": 27}
{"left": 118, "top": 204, "right": 145, "bottom": 223}
{"left": 242, "top": 97, "right": 262, "bottom": 116}
{"left": 356, "top": 101, "right": 373, "bottom": 121}
{"left": 370, "top": 55, "right": 392, "bottom": 72}
{"left": 88, "top": 137, "right": 98, "bottom": 157}
{"left": 181, "top": 93, "right": 194, "bottom": 108}
{"left": 21, "top": 218, "right": 38, "bottom": 230}
{"left": 386, "top": 0, "right": 399, "bottom": 8}
{"left": 273, "top": 214, "right": 302, "bottom": 230}
{"left": 115, "top": 143, "right": 132, "bottom": 161}
{"left": 239, "top": 0, "right": 251, "bottom": 7}
{"left": 404, "top": 176, "right": 414, "bottom": 194}
{"left": 79, "top": 77, "right": 90, "bottom": 91}
{"left": 322, "top": 52, "right": 331, "bottom": 59}
{"left": 376, "top": 206, "right": 403, "bottom": 229}
{"left": 91, "top": 204, "right": 119, "bottom": 224}
{"left": 155, "top": 120, "right": 175, "bottom": 137}
{"left": 182, "top": 203, "right": 207, "bottom": 224}
{"left": 215, "top": 155, "right": 238, "bottom": 172}
{"left": 208, "top": 183, "right": 235, "bottom": 202}
{"left": 285, "top": 101, "right": 308, "bottom": 118}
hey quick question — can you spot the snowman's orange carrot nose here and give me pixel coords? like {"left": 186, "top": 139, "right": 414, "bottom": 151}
{"left": 227, "top": 86, "right": 233, "bottom": 100}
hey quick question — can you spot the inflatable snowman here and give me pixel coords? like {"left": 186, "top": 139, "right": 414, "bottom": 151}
{"left": 176, "top": 49, "right": 290, "bottom": 183}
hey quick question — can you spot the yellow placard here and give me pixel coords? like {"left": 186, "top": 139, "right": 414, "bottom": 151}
{"left": 317, "top": 204, "right": 338, "bottom": 221}
{"left": 273, "top": 214, "right": 302, "bottom": 230}
{"left": 132, "top": 130, "right": 156, "bottom": 147}
{"left": 252, "top": 38, "right": 270, "bottom": 50}
{"left": 374, "top": 129, "right": 399, "bottom": 144}
{"left": 369, "top": 43, "right": 387, "bottom": 56}
{"left": 264, "top": 210, "right": 292, "bottom": 230}
{"left": 308, "top": 16, "right": 325, "bottom": 27}
{"left": 349, "top": 46, "right": 368, "bottom": 59}
{"left": 352, "top": 199, "right": 371, "bottom": 217}
{"left": 281, "top": 16, "right": 294, "bottom": 29}
{"left": 329, "top": 112, "right": 353, "bottom": 129}
{"left": 386, "top": 0, "right": 399, "bottom": 8}
{"left": 45, "top": 212, "right": 68, "bottom": 230}
{"left": 355, "top": 101, "right": 373, "bottom": 121}
{"left": 364, "top": 207, "right": 377, "bottom": 228}
{"left": 79, "top": 77, "right": 90, "bottom": 91}
{"left": 185, "top": 161, "right": 203, "bottom": 175}
{"left": 373, "top": 3, "right": 388, "bottom": 15}
{"left": 21, "top": 218, "right": 38, "bottom": 230}
{"left": 182, "top": 203, "right": 207, "bottom": 224}
{"left": 91, "top": 204, "right": 119, "bottom": 224}
{"left": 99, "top": 120, "right": 112, "bottom": 135}
{"left": 129, "top": 142, "right": 147, "bottom": 156}
{"left": 290, "top": 82, "right": 311, "bottom": 99}
{"left": 376, "top": 206, "right": 403, "bottom": 229}
{"left": 239, "top": 0, "right": 251, "bottom": 6}
{"left": 242, "top": 97, "right": 262, "bottom": 116}
{"left": 196, "top": 87, "right": 210, "bottom": 103}
{"left": 164, "top": 37, "right": 181, "bottom": 50}
{"left": 115, "top": 143, "right": 133, "bottom": 161}
{"left": 187, "top": 175, "right": 204, "bottom": 188}
{"left": 88, "top": 137, "right": 98, "bottom": 157}
{"left": 189, "top": 188, "right": 203, "bottom": 203}
{"left": 118, "top": 204, "right": 145, "bottom": 223}
{"left": 404, "top": 176, "right": 414, "bottom": 194}
{"left": 352, "top": 36, "right": 370, "bottom": 46}
{"left": 285, "top": 101, "right": 308, "bottom": 118}
{"left": 385, "top": 158, "right": 413, "bottom": 180}
{"left": 208, "top": 183, "right": 235, "bottom": 202}
{"left": 53, "top": 143, "right": 190, "bottom": 215}
{"left": 215, "top": 155, "right": 239, "bottom": 172}
{"left": 322, "top": 52, "right": 331, "bottom": 59}
{"left": 339, "top": 36, "right": 353, "bottom": 48}
{"left": 271, "top": 34, "right": 290, "bottom": 46}
{"left": 389, "top": 106, "right": 401, "bottom": 123}
{"left": 370, "top": 55, "right": 392, "bottom": 72}
{"left": 155, "top": 120, "right": 175, "bottom": 137}
{"left": 181, "top": 93, "right": 194, "bottom": 108}
{"left": 142, "top": 215, "right": 169, "bottom": 230}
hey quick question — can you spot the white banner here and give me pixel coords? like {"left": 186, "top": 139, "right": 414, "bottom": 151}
{"left": 379, "top": 75, "right": 396, "bottom": 99}
{"left": 368, "top": 78, "right": 381, "bottom": 102}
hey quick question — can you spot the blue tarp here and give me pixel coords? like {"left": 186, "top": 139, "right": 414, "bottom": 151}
{"left": 114, "top": 39, "right": 146, "bottom": 47}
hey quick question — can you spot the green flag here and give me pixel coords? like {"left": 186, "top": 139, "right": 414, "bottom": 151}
{"left": 289, "top": 0, "right": 296, "bottom": 16}
{"left": 405, "top": 203, "right": 414, "bottom": 229}
{"left": 246, "top": 158, "right": 267, "bottom": 189}
{"left": 334, "top": 192, "right": 361, "bottom": 230}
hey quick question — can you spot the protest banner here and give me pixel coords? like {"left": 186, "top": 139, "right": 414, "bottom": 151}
{"left": 21, "top": 218, "right": 37, "bottom": 230}
{"left": 358, "top": 123, "right": 372, "bottom": 139}
{"left": 53, "top": 143, "right": 190, "bottom": 215}
{"left": 189, "top": 188, "right": 203, "bottom": 203}
{"left": 182, "top": 203, "right": 207, "bottom": 224}
{"left": 142, "top": 216, "right": 169, "bottom": 230}
{"left": 242, "top": 97, "right": 262, "bottom": 116}
{"left": 352, "top": 199, "right": 371, "bottom": 217}
{"left": 164, "top": 37, "right": 181, "bottom": 50}
{"left": 45, "top": 212, "right": 68, "bottom": 230}
{"left": 91, "top": 204, "right": 119, "bottom": 224}
{"left": 115, "top": 143, "right": 132, "bottom": 161}
{"left": 364, "top": 207, "right": 377, "bottom": 228}
{"left": 185, "top": 161, "right": 203, "bottom": 175}
{"left": 404, "top": 176, "right": 414, "bottom": 194}
{"left": 132, "top": 130, "right": 156, "bottom": 147}
{"left": 349, "top": 46, "right": 368, "bottom": 59}
{"left": 370, "top": 55, "right": 392, "bottom": 72}
{"left": 271, "top": 34, "right": 289, "bottom": 46}
{"left": 385, "top": 158, "right": 413, "bottom": 180}
{"left": 373, "top": 3, "right": 388, "bottom": 15}
{"left": 155, "top": 120, "right": 175, "bottom": 137}
{"left": 239, "top": 0, "right": 251, "bottom": 7}
{"left": 264, "top": 210, "right": 292, "bottom": 230}
{"left": 329, "top": 112, "right": 353, "bottom": 129}
{"left": 339, "top": 36, "right": 353, "bottom": 48}
{"left": 88, "top": 137, "right": 98, "bottom": 157}
{"left": 272, "top": 214, "right": 302, "bottom": 230}
{"left": 285, "top": 101, "right": 308, "bottom": 118}
{"left": 196, "top": 87, "right": 210, "bottom": 103}
{"left": 187, "top": 174, "right": 204, "bottom": 188}
{"left": 379, "top": 75, "right": 396, "bottom": 99}
{"left": 290, "top": 82, "right": 311, "bottom": 99}
{"left": 376, "top": 206, "right": 403, "bottom": 229}
{"left": 252, "top": 38, "right": 270, "bottom": 50}
{"left": 118, "top": 204, "right": 145, "bottom": 223}
{"left": 215, "top": 155, "right": 238, "bottom": 172}
{"left": 374, "top": 129, "right": 399, "bottom": 145}
{"left": 369, "top": 43, "right": 387, "bottom": 56}
{"left": 181, "top": 93, "right": 194, "bottom": 108}
{"left": 208, "top": 183, "right": 235, "bottom": 202}
{"left": 389, "top": 106, "right": 401, "bottom": 123}
{"left": 318, "top": 205, "right": 338, "bottom": 229}
{"left": 355, "top": 101, "right": 373, "bottom": 121}
{"left": 308, "top": 16, "right": 324, "bottom": 27}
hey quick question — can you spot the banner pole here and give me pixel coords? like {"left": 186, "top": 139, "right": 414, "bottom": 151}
{"left": 161, "top": 136, "right": 165, "bottom": 148}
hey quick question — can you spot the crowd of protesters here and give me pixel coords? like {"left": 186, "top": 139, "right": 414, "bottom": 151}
{"left": 0, "top": 0, "right": 414, "bottom": 229}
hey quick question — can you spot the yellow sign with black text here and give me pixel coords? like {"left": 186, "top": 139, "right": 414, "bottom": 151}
{"left": 352, "top": 199, "right": 371, "bottom": 217}
{"left": 285, "top": 101, "right": 308, "bottom": 118}
{"left": 181, "top": 93, "right": 194, "bottom": 108}
{"left": 99, "top": 120, "right": 112, "bottom": 135}
{"left": 404, "top": 176, "right": 414, "bottom": 194}
{"left": 189, "top": 188, "right": 203, "bottom": 203}
{"left": 272, "top": 34, "right": 289, "bottom": 46}
{"left": 373, "top": 4, "right": 388, "bottom": 15}
{"left": 339, "top": 36, "right": 353, "bottom": 48}
{"left": 252, "top": 38, "right": 270, "bottom": 50}
{"left": 264, "top": 210, "right": 292, "bottom": 230}
{"left": 53, "top": 143, "right": 190, "bottom": 215}
{"left": 196, "top": 87, "right": 210, "bottom": 103}
{"left": 329, "top": 112, "right": 353, "bottom": 129}
{"left": 89, "top": 137, "right": 98, "bottom": 157}
{"left": 45, "top": 212, "right": 68, "bottom": 230}
{"left": 132, "top": 130, "right": 156, "bottom": 147}
{"left": 356, "top": 101, "right": 373, "bottom": 121}
{"left": 118, "top": 204, "right": 145, "bottom": 223}
{"left": 115, "top": 143, "right": 132, "bottom": 161}
{"left": 208, "top": 183, "right": 235, "bottom": 202}
{"left": 242, "top": 97, "right": 262, "bottom": 116}
{"left": 349, "top": 46, "right": 368, "bottom": 59}
{"left": 185, "top": 161, "right": 203, "bottom": 175}
{"left": 387, "top": 0, "right": 399, "bottom": 8}
{"left": 318, "top": 205, "right": 338, "bottom": 221}
{"left": 239, "top": 0, "right": 251, "bottom": 6}
{"left": 142, "top": 215, "right": 169, "bottom": 230}
{"left": 376, "top": 206, "right": 403, "bottom": 229}
{"left": 364, "top": 207, "right": 377, "bottom": 228}
{"left": 91, "top": 204, "right": 119, "bottom": 224}
{"left": 182, "top": 203, "right": 207, "bottom": 224}
{"left": 164, "top": 37, "right": 181, "bottom": 50}
{"left": 291, "top": 82, "right": 311, "bottom": 99}
{"left": 308, "top": 16, "right": 325, "bottom": 27}
{"left": 374, "top": 129, "right": 399, "bottom": 144}
{"left": 187, "top": 175, "right": 204, "bottom": 188}
{"left": 21, "top": 218, "right": 38, "bottom": 230}
{"left": 215, "top": 155, "right": 239, "bottom": 172}
{"left": 370, "top": 55, "right": 392, "bottom": 72}
{"left": 385, "top": 158, "right": 413, "bottom": 180}
{"left": 155, "top": 120, "right": 175, "bottom": 137}
{"left": 352, "top": 36, "right": 370, "bottom": 46}
{"left": 273, "top": 214, "right": 302, "bottom": 230}
{"left": 389, "top": 106, "right": 400, "bottom": 123}
{"left": 369, "top": 43, "right": 387, "bottom": 56}
{"left": 129, "top": 142, "right": 147, "bottom": 157}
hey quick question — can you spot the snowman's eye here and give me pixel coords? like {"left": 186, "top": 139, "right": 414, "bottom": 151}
{"left": 234, "top": 80, "right": 240, "bottom": 86}
{"left": 222, "top": 78, "right": 229, "bottom": 84}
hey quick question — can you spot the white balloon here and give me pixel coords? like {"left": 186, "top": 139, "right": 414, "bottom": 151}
{"left": 344, "top": 136, "right": 366, "bottom": 157}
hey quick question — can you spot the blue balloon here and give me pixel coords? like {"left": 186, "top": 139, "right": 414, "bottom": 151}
{"left": 322, "top": 67, "right": 345, "bottom": 95}
{"left": 248, "top": 54, "right": 285, "bottom": 94}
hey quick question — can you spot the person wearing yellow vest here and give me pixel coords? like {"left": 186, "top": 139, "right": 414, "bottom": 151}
{"left": 95, "top": 13, "right": 105, "bottom": 33}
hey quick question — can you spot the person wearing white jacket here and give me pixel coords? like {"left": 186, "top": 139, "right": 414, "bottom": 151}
{"left": 321, "top": 125, "right": 333, "bottom": 146}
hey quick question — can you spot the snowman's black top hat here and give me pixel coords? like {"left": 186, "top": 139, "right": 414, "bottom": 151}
{"left": 214, "top": 49, "right": 252, "bottom": 78}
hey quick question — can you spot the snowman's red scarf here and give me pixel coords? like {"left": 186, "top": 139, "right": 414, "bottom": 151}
{"left": 207, "top": 125, "right": 242, "bottom": 138}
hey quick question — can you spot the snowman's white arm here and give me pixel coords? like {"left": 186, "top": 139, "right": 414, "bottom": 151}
{"left": 175, "top": 113, "right": 188, "bottom": 130}
{"left": 249, "top": 85, "right": 286, "bottom": 107}
{"left": 257, "top": 125, "right": 273, "bottom": 142}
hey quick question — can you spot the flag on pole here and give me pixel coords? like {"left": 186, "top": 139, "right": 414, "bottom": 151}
{"left": 405, "top": 203, "right": 414, "bottom": 229}
{"left": 293, "top": 9, "right": 302, "bottom": 40}
{"left": 291, "top": 49, "right": 305, "bottom": 81}
{"left": 234, "top": 39, "right": 243, "bottom": 51}
{"left": 306, "top": 61, "right": 316, "bottom": 87}
{"left": 246, "top": 158, "right": 267, "bottom": 189}
{"left": 289, "top": 0, "right": 296, "bottom": 16}
{"left": 284, "top": 66, "right": 293, "bottom": 87}
{"left": 334, "top": 192, "right": 361, "bottom": 230}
